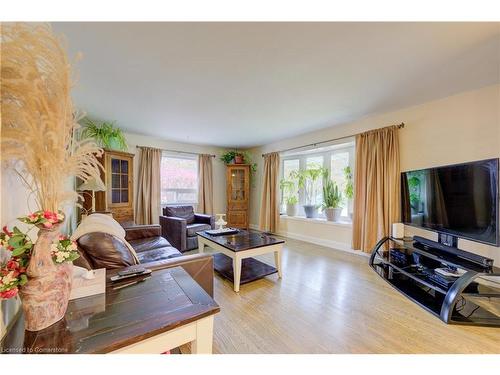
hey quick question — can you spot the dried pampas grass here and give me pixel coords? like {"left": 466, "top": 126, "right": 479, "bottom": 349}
{"left": 1, "top": 23, "right": 103, "bottom": 212}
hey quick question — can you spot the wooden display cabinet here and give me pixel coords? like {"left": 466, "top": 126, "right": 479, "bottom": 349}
{"left": 93, "top": 149, "right": 135, "bottom": 223}
{"left": 226, "top": 164, "right": 250, "bottom": 229}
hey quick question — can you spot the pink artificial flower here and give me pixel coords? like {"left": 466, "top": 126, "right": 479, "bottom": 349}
{"left": 43, "top": 221, "right": 53, "bottom": 229}
{"left": 2, "top": 226, "right": 13, "bottom": 236}
{"left": 28, "top": 213, "right": 38, "bottom": 221}
{"left": 6, "top": 260, "right": 19, "bottom": 270}
{"left": 0, "top": 287, "right": 18, "bottom": 299}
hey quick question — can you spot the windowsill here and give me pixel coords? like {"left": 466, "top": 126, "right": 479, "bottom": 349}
{"left": 280, "top": 215, "right": 352, "bottom": 227}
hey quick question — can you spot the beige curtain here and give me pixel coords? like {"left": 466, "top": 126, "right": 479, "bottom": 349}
{"left": 352, "top": 126, "right": 401, "bottom": 252}
{"left": 259, "top": 152, "right": 280, "bottom": 233}
{"left": 197, "top": 154, "right": 214, "bottom": 214}
{"left": 135, "top": 147, "right": 162, "bottom": 225}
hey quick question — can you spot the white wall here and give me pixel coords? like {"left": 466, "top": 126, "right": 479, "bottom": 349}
{"left": 123, "top": 132, "right": 227, "bottom": 218}
{"left": 248, "top": 84, "right": 500, "bottom": 263}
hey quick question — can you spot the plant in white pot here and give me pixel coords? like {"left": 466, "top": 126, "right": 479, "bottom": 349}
{"left": 291, "top": 166, "right": 326, "bottom": 219}
{"left": 322, "top": 178, "right": 343, "bottom": 222}
{"left": 279, "top": 178, "right": 299, "bottom": 217}
{"left": 285, "top": 196, "right": 299, "bottom": 216}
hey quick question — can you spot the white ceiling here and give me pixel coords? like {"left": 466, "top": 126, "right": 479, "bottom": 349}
{"left": 53, "top": 22, "right": 500, "bottom": 148}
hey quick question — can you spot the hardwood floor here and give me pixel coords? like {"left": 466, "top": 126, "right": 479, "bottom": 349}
{"left": 186, "top": 237, "right": 500, "bottom": 354}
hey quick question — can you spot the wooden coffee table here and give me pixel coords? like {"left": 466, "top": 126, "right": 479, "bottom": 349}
{"left": 0, "top": 267, "right": 219, "bottom": 354}
{"left": 197, "top": 230, "right": 284, "bottom": 292}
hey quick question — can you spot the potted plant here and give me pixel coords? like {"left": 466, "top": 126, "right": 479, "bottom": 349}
{"left": 285, "top": 196, "right": 299, "bottom": 216}
{"left": 291, "top": 165, "right": 327, "bottom": 218}
{"left": 81, "top": 118, "right": 128, "bottom": 151}
{"left": 343, "top": 166, "right": 354, "bottom": 219}
{"left": 220, "top": 150, "right": 257, "bottom": 182}
{"left": 280, "top": 178, "right": 299, "bottom": 216}
{"left": 322, "top": 178, "right": 343, "bottom": 222}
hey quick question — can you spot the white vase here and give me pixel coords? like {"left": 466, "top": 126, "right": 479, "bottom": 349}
{"left": 325, "top": 208, "right": 343, "bottom": 222}
{"left": 286, "top": 203, "right": 298, "bottom": 217}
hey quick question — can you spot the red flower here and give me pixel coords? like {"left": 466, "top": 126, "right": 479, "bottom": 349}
{"left": 6, "top": 260, "right": 19, "bottom": 270}
{"left": 0, "top": 287, "right": 18, "bottom": 299}
{"left": 7, "top": 246, "right": 14, "bottom": 251}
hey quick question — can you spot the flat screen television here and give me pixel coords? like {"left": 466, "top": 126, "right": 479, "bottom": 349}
{"left": 401, "top": 158, "right": 499, "bottom": 246}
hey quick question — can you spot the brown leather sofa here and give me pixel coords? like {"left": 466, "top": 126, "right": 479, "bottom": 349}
{"left": 159, "top": 206, "right": 215, "bottom": 252}
{"left": 75, "top": 223, "right": 214, "bottom": 297}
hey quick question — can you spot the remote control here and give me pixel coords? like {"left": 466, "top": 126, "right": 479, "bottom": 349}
{"left": 111, "top": 269, "right": 151, "bottom": 282}
{"left": 118, "top": 267, "right": 146, "bottom": 277}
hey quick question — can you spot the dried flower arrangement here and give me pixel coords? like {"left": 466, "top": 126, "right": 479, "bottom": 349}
{"left": 0, "top": 23, "right": 103, "bottom": 330}
{"left": 1, "top": 23, "right": 103, "bottom": 211}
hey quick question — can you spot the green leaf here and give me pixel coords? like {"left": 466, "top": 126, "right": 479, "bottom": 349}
{"left": 11, "top": 247, "right": 27, "bottom": 257}
{"left": 60, "top": 239, "right": 71, "bottom": 247}
{"left": 66, "top": 253, "right": 80, "bottom": 263}
{"left": 8, "top": 236, "right": 23, "bottom": 247}
{"left": 19, "top": 274, "right": 28, "bottom": 286}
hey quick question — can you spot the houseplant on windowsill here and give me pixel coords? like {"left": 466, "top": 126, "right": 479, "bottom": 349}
{"left": 291, "top": 165, "right": 327, "bottom": 218}
{"left": 280, "top": 177, "right": 299, "bottom": 217}
{"left": 322, "top": 178, "right": 343, "bottom": 222}
{"left": 285, "top": 196, "right": 299, "bottom": 217}
{"left": 0, "top": 23, "right": 103, "bottom": 331}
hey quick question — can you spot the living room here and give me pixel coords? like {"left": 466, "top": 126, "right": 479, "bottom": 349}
{"left": 1, "top": 0, "right": 500, "bottom": 371}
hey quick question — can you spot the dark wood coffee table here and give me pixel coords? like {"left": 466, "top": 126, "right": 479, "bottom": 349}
{"left": 197, "top": 230, "right": 284, "bottom": 292}
{"left": 0, "top": 266, "right": 220, "bottom": 354}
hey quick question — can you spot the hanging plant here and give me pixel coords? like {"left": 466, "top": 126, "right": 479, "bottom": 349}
{"left": 81, "top": 118, "right": 128, "bottom": 151}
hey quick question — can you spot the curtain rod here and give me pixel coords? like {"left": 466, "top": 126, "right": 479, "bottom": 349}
{"left": 262, "top": 122, "right": 404, "bottom": 157}
{"left": 136, "top": 145, "right": 216, "bottom": 158}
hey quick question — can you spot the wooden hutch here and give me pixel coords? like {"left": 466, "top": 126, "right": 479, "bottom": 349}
{"left": 87, "top": 149, "right": 134, "bottom": 223}
{"left": 226, "top": 164, "right": 250, "bottom": 229}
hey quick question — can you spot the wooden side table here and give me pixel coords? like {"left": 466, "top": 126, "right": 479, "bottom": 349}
{"left": 0, "top": 267, "right": 220, "bottom": 354}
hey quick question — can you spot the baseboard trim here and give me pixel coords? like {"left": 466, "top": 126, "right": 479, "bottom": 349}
{"left": 249, "top": 223, "right": 368, "bottom": 258}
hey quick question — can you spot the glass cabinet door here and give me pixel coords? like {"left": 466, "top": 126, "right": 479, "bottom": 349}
{"left": 230, "top": 168, "right": 246, "bottom": 202}
{"left": 110, "top": 157, "right": 130, "bottom": 204}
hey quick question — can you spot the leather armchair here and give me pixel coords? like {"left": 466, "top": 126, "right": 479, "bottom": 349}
{"left": 159, "top": 206, "right": 215, "bottom": 252}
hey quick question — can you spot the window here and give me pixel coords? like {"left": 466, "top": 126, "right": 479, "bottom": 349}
{"left": 160, "top": 153, "right": 198, "bottom": 205}
{"left": 280, "top": 140, "right": 355, "bottom": 220}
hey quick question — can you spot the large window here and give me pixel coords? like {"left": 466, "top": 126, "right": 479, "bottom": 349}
{"left": 280, "top": 140, "right": 355, "bottom": 220}
{"left": 160, "top": 153, "right": 198, "bottom": 205}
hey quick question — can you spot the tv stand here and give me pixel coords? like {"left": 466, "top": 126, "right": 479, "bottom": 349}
{"left": 369, "top": 237, "right": 500, "bottom": 327}
{"left": 413, "top": 236, "right": 494, "bottom": 268}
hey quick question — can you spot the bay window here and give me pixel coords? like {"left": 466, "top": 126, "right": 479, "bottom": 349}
{"left": 280, "top": 140, "right": 355, "bottom": 221}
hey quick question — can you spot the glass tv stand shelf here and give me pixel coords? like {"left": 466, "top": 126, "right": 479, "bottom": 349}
{"left": 369, "top": 237, "right": 500, "bottom": 327}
